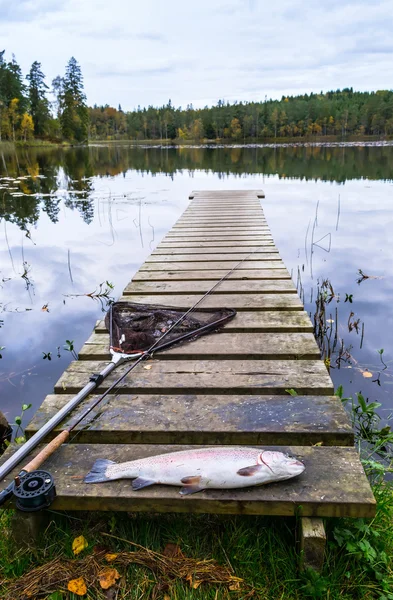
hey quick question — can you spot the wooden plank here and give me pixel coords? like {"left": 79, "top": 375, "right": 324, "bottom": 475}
{"left": 160, "top": 237, "right": 274, "bottom": 243}
{"left": 95, "top": 310, "right": 314, "bottom": 333}
{"left": 168, "top": 232, "right": 271, "bottom": 237}
{"left": 153, "top": 246, "right": 276, "bottom": 254}
{"left": 119, "top": 293, "right": 303, "bottom": 310}
{"left": 123, "top": 280, "right": 296, "bottom": 295}
{"left": 26, "top": 394, "right": 354, "bottom": 446}
{"left": 55, "top": 359, "right": 333, "bottom": 395}
{"left": 177, "top": 218, "right": 267, "bottom": 223}
{"left": 79, "top": 332, "right": 320, "bottom": 361}
{"left": 158, "top": 241, "right": 274, "bottom": 248}
{"left": 139, "top": 260, "right": 284, "bottom": 271}
{"left": 145, "top": 254, "right": 280, "bottom": 262}
{"left": 182, "top": 211, "right": 263, "bottom": 216}
{"left": 132, "top": 269, "right": 291, "bottom": 281}
{"left": 1, "top": 444, "right": 375, "bottom": 517}
{"left": 172, "top": 226, "right": 269, "bottom": 231}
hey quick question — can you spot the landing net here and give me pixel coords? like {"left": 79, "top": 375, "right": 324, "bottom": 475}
{"left": 106, "top": 301, "right": 236, "bottom": 355}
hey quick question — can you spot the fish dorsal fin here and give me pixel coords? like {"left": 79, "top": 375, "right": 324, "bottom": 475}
{"left": 237, "top": 465, "right": 263, "bottom": 477}
{"left": 132, "top": 477, "right": 156, "bottom": 490}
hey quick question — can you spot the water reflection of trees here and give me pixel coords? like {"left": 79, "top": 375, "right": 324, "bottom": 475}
{"left": 1, "top": 144, "right": 393, "bottom": 230}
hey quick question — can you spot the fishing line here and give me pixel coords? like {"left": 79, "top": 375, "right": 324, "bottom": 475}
{"left": 0, "top": 242, "right": 271, "bottom": 508}
{"left": 66, "top": 244, "right": 270, "bottom": 442}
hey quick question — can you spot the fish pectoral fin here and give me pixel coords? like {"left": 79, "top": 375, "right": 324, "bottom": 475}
{"left": 180, "top": 475, "right": 201, "bottom": 485}
{"left": 179, "top": 485, "right": 205, "bottom": 496}
{"left": 237, "top": 465, "right": 263, "bottom": 477}
{"left": 179, "top": 475, "right": 204, "bottom": 495}
{"left": 132, "top": 477, "right": 156, "bottom": 490}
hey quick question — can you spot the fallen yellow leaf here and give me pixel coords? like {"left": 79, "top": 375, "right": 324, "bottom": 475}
{"left": 72, "top": 535, "right": 88, "bottom": 555}
{"left": 362, "top": 370, "right": 373, "bottom": 378}
{"left": 68, "top": 577, "right": 87, "bottom": 596}
{"left": 143, "top": 365, "right": 152, "bottom": 370}
{"left": 98, "top": 567, "right": 121, "bottom": 589}
{"left": 105, "top": 553, "right": 118, "bottom": 562}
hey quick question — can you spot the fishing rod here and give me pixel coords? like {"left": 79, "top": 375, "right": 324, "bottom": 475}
{"left": 0, "top": 247, "right": 263, "bottom": 510}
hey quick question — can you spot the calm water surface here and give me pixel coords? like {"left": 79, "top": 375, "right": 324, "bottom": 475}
{"left": 0, "top": 144, "right": 392, "bottom": 427}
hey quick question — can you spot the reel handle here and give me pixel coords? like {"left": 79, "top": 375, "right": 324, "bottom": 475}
{"left": 24, "top": 430, "right": 70, "bottom": 473}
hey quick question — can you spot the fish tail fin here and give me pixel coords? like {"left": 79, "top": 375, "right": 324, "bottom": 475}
{"left": 84, "top": 458, "right": 116, "bottom": 483}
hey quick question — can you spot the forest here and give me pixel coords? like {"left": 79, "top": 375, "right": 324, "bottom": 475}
{"left": 1, "top": 50, "right": 393, "bottom": 143}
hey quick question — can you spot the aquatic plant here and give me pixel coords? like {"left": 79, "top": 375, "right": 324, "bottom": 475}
{"left": 13, "top": 403, "right": 32, "bottom": 444}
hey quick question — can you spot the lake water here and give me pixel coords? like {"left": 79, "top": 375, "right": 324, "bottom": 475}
{"left": 0, "top": 143, "right": 392, "bottom": 429}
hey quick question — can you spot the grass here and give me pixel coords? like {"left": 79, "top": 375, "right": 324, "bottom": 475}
{"left": 0, "top": 390, "right": 392, "bottom": 599}
{"left": 0, "top": 486, "right": 392, "bottom": 597}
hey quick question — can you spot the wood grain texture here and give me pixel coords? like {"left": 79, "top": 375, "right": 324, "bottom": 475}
{"left": 25, "top": 394, "right": 353, "bottom": 446}
{"left": 153, "top": 246, "right": 276, "bottom": 254}
{"left": 123, "top": 280, "right": 296, "bottom": 295}
{"left": 158, "top": 241, "right": 274, "bottom": 248}
{"left": 95, "top": 310, "right": 313, "bottom": 333}
{"left": 139, "top": 260, "right": 284, "bottom": 271}
{"left": 161, "top": 236, "right": 273, "bottom": 242}
{"left": 144, "top": 254, "right": 281, "bottom": 262}
{"left": 132, "top": 269, "right": 290, "bottom": 281}
{"left": 118, "top": 293, "right": 303, "bottom": 310}
{"left": 79, "top": 332, "right": 321, "bottom": 361}
{"left": 0, "top": 444, "right": 375, "bottom": 517}
{"left": 55, "top": 358, "right": 333, "bottom": 395}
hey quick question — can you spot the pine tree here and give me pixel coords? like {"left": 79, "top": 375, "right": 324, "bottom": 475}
{"left": 26, "top": 61, "right": 50, "bottom": 136}
{"left": 60, "top": 57, "right": 89, "bottom": 142}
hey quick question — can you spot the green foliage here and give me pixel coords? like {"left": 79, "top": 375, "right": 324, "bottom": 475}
{"left": 13, "top": 402, "right": 32, "bottom": 443}
{"left": 90, "top": 88, "right": 393, "bottom": 141}
{"left": 64, "top": 339, "right": 78, "bottom": 360}
{"left": 26, "top": 61, "right": 50, "bottom": 137}
{"left": 59, "top": 57, "right": 88, "bottom": 142}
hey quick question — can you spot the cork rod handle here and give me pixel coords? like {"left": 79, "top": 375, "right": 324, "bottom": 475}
{"left": 23, "top": 430, "right": 70, "bottom": 473}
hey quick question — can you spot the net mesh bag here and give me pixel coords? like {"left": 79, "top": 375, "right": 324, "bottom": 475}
{"left": 105, "top": 302, "right": 236, "bottom": 354}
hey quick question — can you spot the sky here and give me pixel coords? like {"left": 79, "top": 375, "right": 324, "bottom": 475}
{"left": 1, "top": 0, "right": 393, "bottom": 111}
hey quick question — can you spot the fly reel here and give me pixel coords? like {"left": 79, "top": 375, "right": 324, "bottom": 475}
{"left": 13, "top": 470, "right": 56, "bottom": 512}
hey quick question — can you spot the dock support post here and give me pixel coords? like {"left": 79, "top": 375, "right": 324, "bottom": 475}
{"left": 299, "top": 517, "right": 326, "bottom": 572}
{"left": 10, "top": 509, "right": 49, "bottom": 547}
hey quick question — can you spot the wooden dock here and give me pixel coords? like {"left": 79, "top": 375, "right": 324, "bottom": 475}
{"left": 1, "top": 191, "right": 375, "bottom": 557}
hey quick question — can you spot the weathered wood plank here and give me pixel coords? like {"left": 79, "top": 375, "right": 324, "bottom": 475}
{"left": 25, "top": 394, "right": 354, "bottom": 446}
{"left": 139, "top": 260, "right": 284, "bottom": 271}
{"left": 132, "top": 269, "right": 290, "bottom": 281}
{"left": 158, "top": 241, "right": 274, "bottom": 248}
{"left": 167, "top": 234, "right": 272, "bottom": 240}
{"left": 79, "top": 332, "right": 320, "bottom": 361}
{"left": 0, "top": 444, "right": 375, "bottom": 517}
{"left": 95, "top": 310, "right": 314, "bottom": 333}
{"left": 182, "top": 212, "right": 263, "bottom": 217}
{"left": 119, "top": 293, "right": 302, "bottom": 310}
{"left": 171, "top": 226, "right": 270, "bottom": 231}
{"left": 153, "top": 246, "right": 276, "bottom": 254}
{"left": 160, "top": 237, "right": 273, "bottom": 243}
{"left": 175, "top": 214, "right": 267, "bottom": 227}
{"left": 123, "top": 280, "right": 296, "bottom": 295}
{"left": 55, "top": 359, "right": 333, "bottom": 395}
{"left": 145, "top": 254, "right": 280, "bottom": 262}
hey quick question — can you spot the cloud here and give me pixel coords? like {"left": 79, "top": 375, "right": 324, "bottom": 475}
{"left": 82, "top": 26, "right": 167, "bottom": 43}
{"left": 0, "top": 0, "right": 66, "bottom": 23}
{"left": 1, "top": 0, "right": 392, "bottom": 110}
{"left": 96, "top": 65, "right": 174, "bottom": 78}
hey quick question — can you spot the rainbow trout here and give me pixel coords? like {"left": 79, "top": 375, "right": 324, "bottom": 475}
{"left": 84, "top": 447, "right": 305, "bottom": 495}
